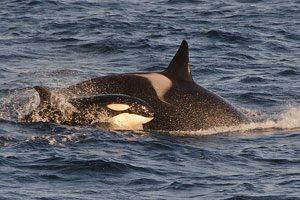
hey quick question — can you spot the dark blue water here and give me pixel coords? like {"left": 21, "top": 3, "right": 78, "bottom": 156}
{"left": 1, "top": 0, "right": 300, "bottom": 199}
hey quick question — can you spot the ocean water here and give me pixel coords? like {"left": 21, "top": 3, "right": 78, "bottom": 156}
{"left": 0, "top": 0, "right": 300, "bottom": 199}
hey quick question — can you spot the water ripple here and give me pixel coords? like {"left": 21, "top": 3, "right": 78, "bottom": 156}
{"left": 0, "top": 0, "right": 300, "bottom": 199}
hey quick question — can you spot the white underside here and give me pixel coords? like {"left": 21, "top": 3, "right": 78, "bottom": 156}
{"left": 134, "top": 73, "right": 172, "bottom": 102}
{"left": 108, "top": 113, "right": 154, "bottom": 130}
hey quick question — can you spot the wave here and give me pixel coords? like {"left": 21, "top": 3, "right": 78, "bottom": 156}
{"left": 224, "top": 195, "right": 300, "bottom": 200}
{"left": 205, "top": 29, "right": 252, "bottom": 44}
{"left": 277, "top": 69, "right": 299, "bottom": 76}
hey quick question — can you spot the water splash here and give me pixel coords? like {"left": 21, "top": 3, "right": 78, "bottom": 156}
{"left": 0, "top": 88, "right": 109, "bottom": 126}
{"left": 0, "top": 88, "right": 38, "bottom": 120}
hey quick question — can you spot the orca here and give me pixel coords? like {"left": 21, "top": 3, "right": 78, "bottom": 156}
{"left": 22, "top": 86, "right": 155, "bottom": 130}
{"left": 59, "top": 40, "right": 250, "bottom": 131}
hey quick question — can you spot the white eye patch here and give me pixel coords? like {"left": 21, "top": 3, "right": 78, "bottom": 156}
{"left": 107, "top": 104, "right": 130, "bottom": 111}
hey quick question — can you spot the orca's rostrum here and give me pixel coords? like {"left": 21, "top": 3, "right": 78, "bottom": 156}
{"left": 58, "top": 40, "right": 250, "bottom": 131}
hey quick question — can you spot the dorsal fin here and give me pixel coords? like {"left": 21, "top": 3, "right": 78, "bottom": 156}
{"left": 34, "top": 86, "right": 51, "bottom": 107}
{"left": 163, "top": 40, "right": 192, "bottom": 81}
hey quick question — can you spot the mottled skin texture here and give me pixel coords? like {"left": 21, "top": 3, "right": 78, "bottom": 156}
{"left": 59, "top": 40, "right": 249, "bottom": 131}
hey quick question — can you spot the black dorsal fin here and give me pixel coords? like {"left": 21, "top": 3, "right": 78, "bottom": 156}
{"left": 163, "top": 40, "right": 192, "bottom": 81}
{"left": 34, "top": 86, "right": 51, "bottom": 107}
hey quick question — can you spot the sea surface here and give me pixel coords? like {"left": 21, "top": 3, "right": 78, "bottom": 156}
{"left": 0, "top": 0, "right": 300, "bottom": 199}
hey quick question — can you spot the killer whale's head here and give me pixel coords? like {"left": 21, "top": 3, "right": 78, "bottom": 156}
{"left": 71, "top": 94, "right": 155, "bottom": 130}
{"left": 26, "top": 86, "right": 155, "bottom": 130}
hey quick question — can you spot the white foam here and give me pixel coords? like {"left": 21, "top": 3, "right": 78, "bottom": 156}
{"left": 27, "top": 133, "right": 80, "bottom": 147}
